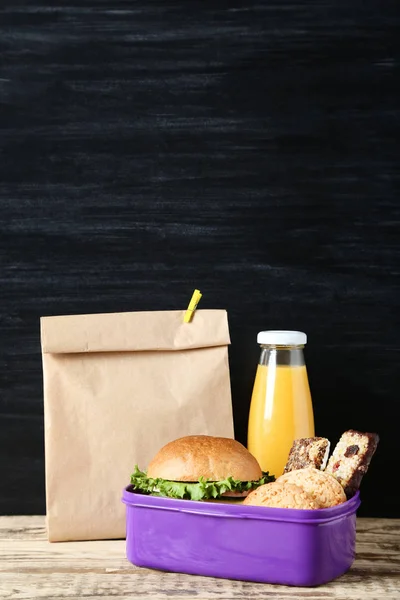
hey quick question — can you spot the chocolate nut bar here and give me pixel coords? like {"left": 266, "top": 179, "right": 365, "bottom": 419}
{"left": 283, "top": 437, "right": 330, "bottom": 473}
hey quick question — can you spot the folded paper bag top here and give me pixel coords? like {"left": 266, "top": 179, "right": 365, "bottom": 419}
{"left": 41, "top": 309, "right": 230, "bottom": 353}
{"left": 40, "top": 309, "right": 234, "bottom": 542}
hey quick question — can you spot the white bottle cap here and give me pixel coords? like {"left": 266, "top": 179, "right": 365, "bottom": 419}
{"left": 257, "top": 330, "right": 307, "bottom": 346}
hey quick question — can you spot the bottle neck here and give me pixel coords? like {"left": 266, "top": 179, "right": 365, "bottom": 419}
{"left": 259, "top": 345, "right": 305, "bottom": 367}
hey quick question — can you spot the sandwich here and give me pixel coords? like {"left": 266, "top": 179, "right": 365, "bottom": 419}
{"left": 130, "top": 434, "right": 275, "bottom": 501}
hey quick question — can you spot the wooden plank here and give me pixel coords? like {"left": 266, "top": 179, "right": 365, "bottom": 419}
{"left": 0, "top": 516, "right": 399, "bottom": 599}
{"left": 0, "top": 515, "right": 46, "bottom": 540}
{"left": 0, "top": 567, "right": 399, "bottom": 600}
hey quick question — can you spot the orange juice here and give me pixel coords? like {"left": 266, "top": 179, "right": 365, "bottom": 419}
{"left": 247, "top": 331, "right": 314, "bottom": 478}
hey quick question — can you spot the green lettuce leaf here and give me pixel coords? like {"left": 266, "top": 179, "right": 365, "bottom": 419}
{"left": 129, "top": 465, "right": 275, "bottom": 501}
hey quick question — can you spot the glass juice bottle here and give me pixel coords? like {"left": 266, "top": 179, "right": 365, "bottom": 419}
{"left": 247, "top": 330, "right": 314, "bottom": 478}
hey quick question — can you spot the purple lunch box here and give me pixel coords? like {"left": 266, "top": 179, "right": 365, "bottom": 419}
{"left": 122, "top": 486, "right": 360, "bottom": 587}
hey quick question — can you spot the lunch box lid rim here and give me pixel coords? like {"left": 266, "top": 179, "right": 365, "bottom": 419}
{"left": 122, "top": 487, "right": 360, "bottom": 524}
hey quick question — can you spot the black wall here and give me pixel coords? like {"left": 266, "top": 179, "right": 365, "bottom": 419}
{"left": 0, "top": 1, "right": 399, "bottom": 518}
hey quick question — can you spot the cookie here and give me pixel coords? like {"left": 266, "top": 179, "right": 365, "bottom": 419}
{"left": 277, "top": 467, "right": 346, "bottom": 508}
{"left": 243, "top": 481, "right": 322, "bottom": 509}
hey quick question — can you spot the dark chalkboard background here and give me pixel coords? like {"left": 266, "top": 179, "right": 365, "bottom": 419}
{"left": 0, "top": 1, "right": 399, "bottom": 518}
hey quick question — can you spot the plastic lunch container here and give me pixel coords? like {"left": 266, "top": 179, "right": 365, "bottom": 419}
{"left": 121, "top": 486, "right": 361, "bottom": 587}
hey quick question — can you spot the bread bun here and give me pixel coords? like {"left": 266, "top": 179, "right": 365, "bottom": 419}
{"left": 147, "top": 435, "right": 263, "bottom": 482}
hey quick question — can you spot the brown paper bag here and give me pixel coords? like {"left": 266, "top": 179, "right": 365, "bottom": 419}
{"left": 40, "top": 309, "right": 234, "bottom": 542}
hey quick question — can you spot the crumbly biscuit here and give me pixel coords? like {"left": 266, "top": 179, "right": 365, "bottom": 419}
{"left": 277, "top": 467, "right": 346, "bottom": 508}
{"left": 325, "top": 430, "right": 379, "bottom": 498}
{"left": 243, "top": 481, "right": 322, "bottom": 509}
{"left": 284, "top": 437, "right": 330, "bottom": 473}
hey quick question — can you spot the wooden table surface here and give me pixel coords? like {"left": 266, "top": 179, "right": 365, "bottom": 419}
{"left": 1, "top": 516, "right": 399, "bottom": 599}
